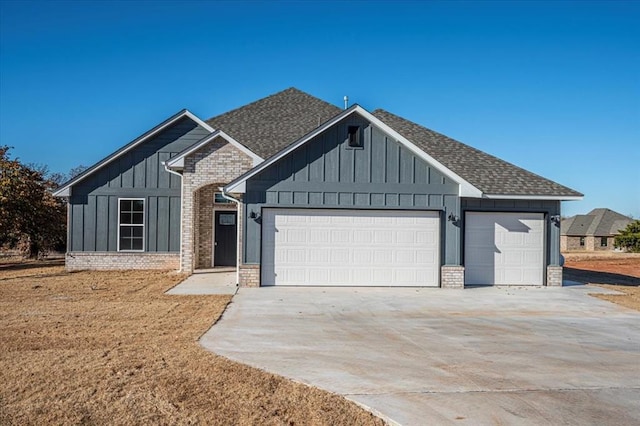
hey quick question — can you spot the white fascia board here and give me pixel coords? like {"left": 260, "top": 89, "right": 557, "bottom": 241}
{"left": 165, "top": 130, "right": 263, "bottom": 170}
{"left": 226, "top": 105, "right": 483, "bottom": 197}
{"left": 224, "top": 106, "right": 361, "bottom": 193}
{"left": 184, "top": 110, "right": 215, "bottom": 132}
{"left": 53, "top": 109, "right": 212, "bottom": 197}
{"left": 358, "top": 106, "right": 483, "bottom": 198}
{"left": 483, "top": 194, "right": 584, "bottom": 201}
{"left": 55, "top": 187, "right": 71, "bottom": 197}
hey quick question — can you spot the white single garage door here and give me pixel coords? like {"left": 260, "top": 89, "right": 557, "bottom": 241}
{"left": 465, "top": 212, "right": 544, "bottom": 286}
{"left": 261, "top": 209, "right": 440, "bottom": 286}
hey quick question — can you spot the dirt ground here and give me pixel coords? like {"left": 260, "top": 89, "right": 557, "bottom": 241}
{"left": 563, "top": 252, "right": 640, "bottom": 311}
{"left": 0, "top": 261, "right": 384, "bottom": 426}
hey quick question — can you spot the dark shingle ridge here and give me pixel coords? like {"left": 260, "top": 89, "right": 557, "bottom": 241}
{"left": 206, "top": 87, "right": 342, "bottom": 158}
{"left": 372, "top": 109, "right": 583, "bottom": 197}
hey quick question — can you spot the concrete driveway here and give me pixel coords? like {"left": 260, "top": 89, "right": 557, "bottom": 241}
{"left": 201, "top": 285, "right": 640, "bottom": 425}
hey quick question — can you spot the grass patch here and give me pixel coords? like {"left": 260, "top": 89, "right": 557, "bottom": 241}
{"left": 591, "top": 285, "right": 640, "bottom": 311}
{"left": 0, "top": 263, "right": 383, "bottom": 425}
{"left": 564, "top": 254, "right": 640, "bottom": 312}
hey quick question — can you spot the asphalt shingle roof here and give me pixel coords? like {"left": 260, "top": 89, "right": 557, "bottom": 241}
{"left": 372, "top": 109, "right": 582, "bottom": 197}
{"left": 562, "top": 208, "right": 633, "bottom": 236}
{"left": 206, "top": 88, "right": 342, "bottom": 159}
{"left": 206, "top": 87, "right": 581, "bottom": 198}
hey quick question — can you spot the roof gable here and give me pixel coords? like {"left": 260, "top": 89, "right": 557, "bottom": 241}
{"left": 54, "top": 110, "right": 213, "bottom": 197}
{"left": 225, "top": 106, "right": 482, "bottom": 197}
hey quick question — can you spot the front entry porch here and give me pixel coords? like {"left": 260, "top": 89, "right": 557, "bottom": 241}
{"left": 193, "top": 184, "right": 238, "bottom": 271}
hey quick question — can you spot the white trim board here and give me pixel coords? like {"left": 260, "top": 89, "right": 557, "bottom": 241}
{"left": 165, "top": 130, "right": 263, "bottom": 170}
{"left": 116, "top": 198, "right": 146, "bottom": 252}
{"left": 53, "top": 110, "right": 214, "bottom": 197}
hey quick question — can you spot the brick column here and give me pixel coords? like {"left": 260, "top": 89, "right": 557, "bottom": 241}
{"left": 547, "top": 266, "right": 563, "bottom": 287}
{"left": 441, "top": 265, "right": 465, "bottom": 288}
{"left": 239, "top": 264, "right": 260, "bottom": 287}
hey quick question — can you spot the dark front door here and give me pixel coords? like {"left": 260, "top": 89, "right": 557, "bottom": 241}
{"left": 214, "top": 211, "right": 237, "bottom": 266}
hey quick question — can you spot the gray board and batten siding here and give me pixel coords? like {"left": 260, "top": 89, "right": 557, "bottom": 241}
{"left": 68, "top": 117, "right": 210, "bottom": 252}
{"left": 242, "top": 115, "right": 463, "bottom": 265}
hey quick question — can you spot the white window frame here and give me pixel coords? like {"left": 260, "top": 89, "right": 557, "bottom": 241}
{"left": 117, "top": 198, "right": 145, "bottom": 252}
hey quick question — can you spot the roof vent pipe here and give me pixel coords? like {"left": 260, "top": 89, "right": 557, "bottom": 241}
{"left": 344, "top": 96, "right": 348, "bottom": 109}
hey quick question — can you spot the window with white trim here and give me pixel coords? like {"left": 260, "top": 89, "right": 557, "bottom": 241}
{"left": 119, "top": 199, "right": 144, "bottom": 251}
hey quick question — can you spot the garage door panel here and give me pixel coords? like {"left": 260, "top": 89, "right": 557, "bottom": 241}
{"left": 374, "top": 250, "right": 393, "bottom": 263}
{"left": 372, "top": 269, "right": 393, "bottom": 283}
{"left": 262, "top": 209, "right": 440, "bottom": 286}
{"left": 465, "top": 212, "right": 544, "bottom": 286}
{"left": 374, "top": 230, "right": 393, "bottom": 243}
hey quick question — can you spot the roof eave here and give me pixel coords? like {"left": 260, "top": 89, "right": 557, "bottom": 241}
{"left": 482, "top": 194, "right": 584, "bottom": 201}
{"left": 53, "top": 109, "right": 214, "bottom": 197}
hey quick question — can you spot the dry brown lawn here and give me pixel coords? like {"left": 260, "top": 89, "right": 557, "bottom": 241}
{"left": 563, "top": 253, "right": 640, "bottom": 311}
{"left": 0, "top": 261, "right": 384, "bottom": 425}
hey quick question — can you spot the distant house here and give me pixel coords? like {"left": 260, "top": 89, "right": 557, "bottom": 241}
{"left": 54, "top": 88, "right": 583, "bottom": 288}
{"left": 561, "top": 208, "right": 633, "bottom": 252}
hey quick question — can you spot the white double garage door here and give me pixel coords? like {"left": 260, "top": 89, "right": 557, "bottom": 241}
{"left": 261, "top": 209, "right": 544, "bottom": 287}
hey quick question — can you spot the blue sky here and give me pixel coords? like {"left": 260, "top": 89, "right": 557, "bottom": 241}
{"left": 1, "top": 1, "right": 638, "bottom": 217}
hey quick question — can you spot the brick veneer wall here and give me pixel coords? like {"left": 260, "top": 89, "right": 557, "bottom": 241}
{"left": 181, "top": 137, "right": 253, "bottom": 273}
{"left": 239, "top": 264, "right": 260, "bottom": 287}
{"left": 441, "top": 265, "right": 464, "bottom": 288}
{"left": 594, "top": 236, "right": 616, "bottom": 251}
{"left": 66, "top": 252, "right": 179, "bottom": 271}
{"left": 547, "top": 265, "right": 563, "bottom": 287}
{"left": 562, "top": 235, "right": 617, "bottom": 252}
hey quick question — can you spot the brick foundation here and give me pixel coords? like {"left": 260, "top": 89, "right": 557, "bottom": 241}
{"left": 441, "top": 265, "right": 465, "bottom": 288}
{"left": 239, "top": 264, "right": 260, "bottom": 287}
{"left": 66, "top": 252, "right": 179, "bottom": 271}
{"left": 546, "top": 265, "right": 563, "bottom": 287}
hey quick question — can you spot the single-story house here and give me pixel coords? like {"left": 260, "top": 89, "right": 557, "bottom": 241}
{"left": 561, "top": 208, "right": 632, "bottom": 252}
{"left": 54, "top": 88, "right": 582, "bottom": 288}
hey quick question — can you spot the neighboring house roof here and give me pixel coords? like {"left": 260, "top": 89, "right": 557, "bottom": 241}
{"left": 206, "top": 87, "right": 342, "bottom": 159}
{"left": 371, "top": 110, "right": 583, "bottom": 198}
{"left": 561, "top": 208, "right": 633, "bottom": 236}
{"left": 53, "top": 110, "right": 213, "bottom": 197}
